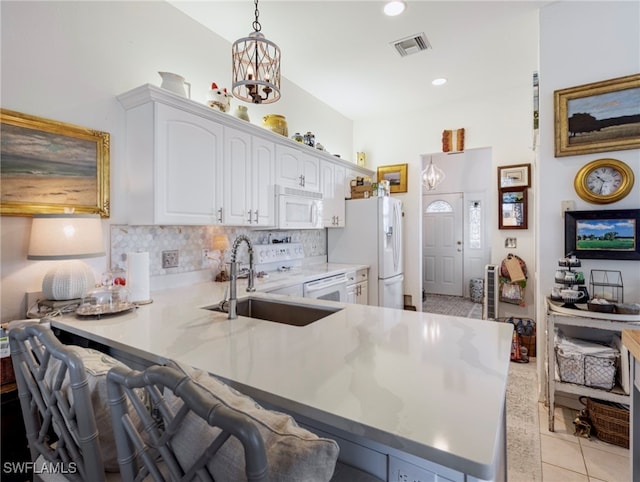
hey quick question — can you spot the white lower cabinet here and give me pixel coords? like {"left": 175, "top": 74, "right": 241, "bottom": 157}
{"left": 346, "top": 269, "right": 369, "bottom": 305}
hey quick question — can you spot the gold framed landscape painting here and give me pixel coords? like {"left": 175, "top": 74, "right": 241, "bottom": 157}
{"left": 377, "top": 163, "right": 408, "bottom": 193}
{"left": 554, "top": 73, "right": 640, "bottom": 157}
{"left": 0, "top": 109, "right": 110, "bottom": 217}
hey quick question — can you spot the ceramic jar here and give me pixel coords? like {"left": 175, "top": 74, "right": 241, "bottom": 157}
{"left": 291, "top": 132, "right": 304, "bottom": 143}
{"left": 304, "top": 131, "right": 315, "bottom": 147}
{"left": 262, "top": 114, "right": 288, "bottom": 136}
{"left": 234, "top": 105, "right": 250, "bottom": 122}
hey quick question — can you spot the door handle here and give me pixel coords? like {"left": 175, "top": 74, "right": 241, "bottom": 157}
{"left": 254, "top": 210, "right": 259, "bottom": 224}
{"left": 217, "top": 208, "right": 223, "bottom": 223}
{"left": 247, "top": 211, "right": 253, "bottom": 224}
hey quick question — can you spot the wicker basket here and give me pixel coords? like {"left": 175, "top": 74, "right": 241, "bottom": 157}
{"left": 555, "top": 344, "right": 618, "bottom": 390}
{"left": 580, "top": 396, "right": 629, "bottom": 448}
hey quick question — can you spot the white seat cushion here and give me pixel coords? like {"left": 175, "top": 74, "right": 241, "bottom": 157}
{"left": 45, "top": 346, "right": 143, "bottom": 472}
{"left": 166, "top": 360, "right": 340, "bottom": 481}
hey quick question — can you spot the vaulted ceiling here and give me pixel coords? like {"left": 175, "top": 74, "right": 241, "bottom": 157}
{"left": 169, "top": 1, "right": 548, "bottom": 120}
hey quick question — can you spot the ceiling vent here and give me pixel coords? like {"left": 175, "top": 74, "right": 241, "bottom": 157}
{"left": 391, "top": 33, "right": 431, "bottom": 57}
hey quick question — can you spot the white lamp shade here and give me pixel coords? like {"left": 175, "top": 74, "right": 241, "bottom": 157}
{"left": 28, "top": 214, "right": 105, "bottom": 300}
{"left": 28, "top": 214, "right": 105, "bottom": 260}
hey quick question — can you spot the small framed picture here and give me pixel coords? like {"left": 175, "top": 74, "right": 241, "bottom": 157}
{"left": 498, "top": 164, "right": 531, "bottom": 189}
{"left": 377, "top": 163, "right": 408, "bottom": 193}
{"left": 499, "top": 188, "right": 528, "bottom": 230}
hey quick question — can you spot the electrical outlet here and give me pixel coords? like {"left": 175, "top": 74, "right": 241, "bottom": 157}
{"left": 162, "top": 250, "right": 179, "bottom": 268}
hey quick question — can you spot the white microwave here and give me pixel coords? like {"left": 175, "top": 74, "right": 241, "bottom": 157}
{"left": 276, "top": 185, "right": 323, "bottom": 229}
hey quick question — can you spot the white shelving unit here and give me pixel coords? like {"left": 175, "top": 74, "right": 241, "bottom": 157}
{"left": 547, "top": 300, "right": 640, "bottom": 432}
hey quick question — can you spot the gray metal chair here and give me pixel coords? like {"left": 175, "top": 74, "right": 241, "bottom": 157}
{"left": 106, "top": 364, "right": 269, "bottom": 482}
{"left": 9, "top": 322, "right": 108, "bottom": 482}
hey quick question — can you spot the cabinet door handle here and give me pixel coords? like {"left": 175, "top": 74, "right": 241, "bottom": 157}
{"left": 217, "top": 208, "right": 223, "bottom": 223}
{"left": 299, "top": 174, "right": 304, "bottom": 187}
{"left": 254, "top": 210, "right": 259, "bottom": 224}
{"left": 335, "top": 215, "right": 339, "bottom": 225}
{"left": 247, "top": 210, "right": 253, "bottom": 224}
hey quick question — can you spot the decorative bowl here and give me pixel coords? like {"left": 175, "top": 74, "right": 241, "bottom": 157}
{"left": 587, "top": 301, "right": 615, "bottom": 313}
{"left": 614, "top": 303, "right": 640, "bottom": 315}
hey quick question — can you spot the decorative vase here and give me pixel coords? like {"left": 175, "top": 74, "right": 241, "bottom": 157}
{"left": 262, "top": 114, "right": 288, "bottom": 137}
{"left": 158, "top": 72, "right": 191, "bottom": 99}
{"left": 234, "top": 105, "right": 250, "bottom": 121}
{"left": 291, "top": 132, "right": 304, "bottom": 143}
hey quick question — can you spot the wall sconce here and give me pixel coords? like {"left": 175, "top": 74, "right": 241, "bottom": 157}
{"left": 27, "top": 214, "right": 105, "bottom": 301}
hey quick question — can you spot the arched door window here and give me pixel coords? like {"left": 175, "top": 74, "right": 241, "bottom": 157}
{"left": 425, "top": 200, "right": 453, "bottom": 213}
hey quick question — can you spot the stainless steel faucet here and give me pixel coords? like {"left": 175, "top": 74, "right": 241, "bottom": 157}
{"left": 227, "top": 234, "right": 255, "bottom": 319}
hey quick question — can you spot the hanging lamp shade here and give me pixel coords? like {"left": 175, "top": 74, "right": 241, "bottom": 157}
{"left": 232, "top": 0, "right": 281, "bottom": 104}
{"left": 422, "top": 157, "right": 446, "bottom": 190}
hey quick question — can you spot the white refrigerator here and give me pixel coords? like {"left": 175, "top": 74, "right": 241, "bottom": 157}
{"left": 327, "top": 197, "right": 404, "bottom": 309}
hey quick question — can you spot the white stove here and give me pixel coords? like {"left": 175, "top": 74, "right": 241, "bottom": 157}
{"left": 254, "top": 243, "right": 305, "bottom": 274}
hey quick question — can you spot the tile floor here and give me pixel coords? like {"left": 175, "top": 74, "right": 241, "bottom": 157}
{"left": 538, "top": 402, "right": 630, "bottom": 481}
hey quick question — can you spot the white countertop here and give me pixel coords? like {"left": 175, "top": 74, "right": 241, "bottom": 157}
{"left": 50, "top": 275, "right": 513, "bottom": 480}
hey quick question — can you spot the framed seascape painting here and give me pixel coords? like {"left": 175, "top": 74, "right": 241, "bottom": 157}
{"left": 377, "top": 163, "right": 408, "bottom": 193}
{"left": 0, "top": 109, "right": 110, "bottom": 217}
{"left": 565, "top": 209, "right": 640, "bottom": 260}
{"left": 554, "top": 73, "right": 640, "bottom": 157}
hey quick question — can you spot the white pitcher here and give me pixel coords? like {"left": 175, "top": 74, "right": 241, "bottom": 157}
{"left": 158, "top": 72, "right": 191, "bottom": 99}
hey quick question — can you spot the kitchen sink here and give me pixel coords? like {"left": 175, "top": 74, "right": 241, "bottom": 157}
{"left": 204, "top": 297, "right": 342, "bottom": 326}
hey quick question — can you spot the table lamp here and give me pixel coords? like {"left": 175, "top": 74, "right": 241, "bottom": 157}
{"left": 27, "top": 214, "right": 105, "bottom": 301}
{"left": 212, "top": 234, "right": 230, "bottom": 281}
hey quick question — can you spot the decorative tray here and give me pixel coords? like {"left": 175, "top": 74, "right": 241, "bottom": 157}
{"left": 547, "top": 298, "right": 640, "bottom": 322}
{"left": 76, "top": 302, "right": 137, "bottom": 318}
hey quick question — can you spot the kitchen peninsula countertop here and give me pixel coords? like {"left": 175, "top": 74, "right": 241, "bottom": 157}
{"left": 50, "top": 280, "right": 513, "bottom": 481}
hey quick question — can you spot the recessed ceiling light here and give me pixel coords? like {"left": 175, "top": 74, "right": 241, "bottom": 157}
{"left": 432, "top": 78, "right": 447, "bottom": 86}
{"left": 384, "top": 1, "right": 406, "bottom": 17}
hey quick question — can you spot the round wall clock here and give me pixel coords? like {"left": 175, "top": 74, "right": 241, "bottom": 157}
{"left": 574, "top": 158, "right": 635, "bottom": 204}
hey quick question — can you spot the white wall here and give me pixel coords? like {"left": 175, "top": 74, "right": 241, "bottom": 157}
{"left": 0, "top": 1, "right": 353, "bottom": 321}
{"left": 354, "top": 76, "right": 539, "bottom": 317}
{"left": 537, "top": 2, "right": 640, "bottom": 383}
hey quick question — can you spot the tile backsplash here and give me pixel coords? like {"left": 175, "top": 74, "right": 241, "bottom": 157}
{"left": 110, "top": 225, "right": 326, "bottom": 277}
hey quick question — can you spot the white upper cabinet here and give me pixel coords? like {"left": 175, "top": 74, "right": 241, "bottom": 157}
{"left": 118, "top": 84, "right": 373, "bottom": 226}
{"left": 222, "top": 127, "right": 275, "bottom": 226}
{"left": 121, "top": 100, "right": 223, "bottom": 225}
{"left": 320, "top": 160, "right": 346, "bottom": 227}
{"left": 275, "top": 144, "right": 321, "bottom": 192}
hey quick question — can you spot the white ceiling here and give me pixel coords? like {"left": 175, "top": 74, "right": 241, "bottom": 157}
{"left": 169, "top": 1, "right": 548, "bottom": 121}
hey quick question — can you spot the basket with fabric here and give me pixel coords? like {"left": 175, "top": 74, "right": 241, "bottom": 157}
{"left": 580, "top": 396, "right": 629, "bottom": 448}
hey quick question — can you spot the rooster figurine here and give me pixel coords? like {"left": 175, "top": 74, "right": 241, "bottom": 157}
{"left": 207, "top": 83, "right": 231, "bottom": 112}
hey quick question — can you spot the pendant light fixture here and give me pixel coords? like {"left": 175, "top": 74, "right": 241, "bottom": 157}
{"left": 232, "top": 0, "right": 281, "bottom": 104}
{"left": 422, "top": 157, "right": 445, "bottom": 190}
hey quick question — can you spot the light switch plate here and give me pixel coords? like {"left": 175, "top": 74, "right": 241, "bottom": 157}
{"left": 561, "top": 200, "right": 575, "bottom": 215}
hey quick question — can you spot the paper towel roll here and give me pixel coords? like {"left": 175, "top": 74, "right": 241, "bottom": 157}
{"left": 127, "top": 252, "right": 150, "bottom": 303}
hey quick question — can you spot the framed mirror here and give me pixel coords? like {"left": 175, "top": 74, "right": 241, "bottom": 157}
{"left": 499, "top": 188, "right": 528, "bottom": 229}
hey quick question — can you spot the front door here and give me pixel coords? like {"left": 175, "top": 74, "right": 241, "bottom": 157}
{"left": 423, "top": 193, "right": 463, "bottom": 296}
